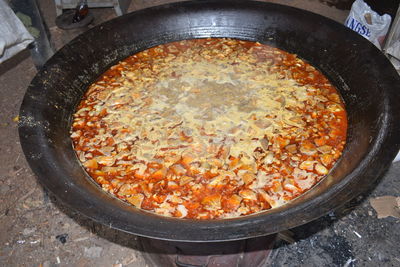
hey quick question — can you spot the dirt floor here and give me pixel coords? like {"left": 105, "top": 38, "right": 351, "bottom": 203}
{"left": 1, "top": 0, "right": 400, "bottom": 266}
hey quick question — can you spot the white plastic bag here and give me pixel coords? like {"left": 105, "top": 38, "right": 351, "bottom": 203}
{"left": 344, "top": 0, "right": 391, "bottom": 49}
{"left": 0, "top": 0, "right": 34, "bottom": 63}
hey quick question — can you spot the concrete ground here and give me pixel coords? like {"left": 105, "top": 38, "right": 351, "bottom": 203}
{"left": 1, "top": 0, "right": 399, "bottom": 266}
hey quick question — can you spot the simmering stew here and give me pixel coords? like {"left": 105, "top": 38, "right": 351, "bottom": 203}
{"left": 71, "top": 38, "right": 347, "bottom": 219}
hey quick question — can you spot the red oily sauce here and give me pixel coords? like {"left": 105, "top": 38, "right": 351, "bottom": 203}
{"left": 71, "top": 38, "right": 347, "bottom": 219}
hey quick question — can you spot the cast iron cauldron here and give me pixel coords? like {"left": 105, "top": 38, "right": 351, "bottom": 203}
{"left": 19, "top": 0, "right": 400, "bottom": 242}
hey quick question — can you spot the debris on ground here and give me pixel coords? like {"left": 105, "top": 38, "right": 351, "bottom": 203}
{"left": 84, "top": 246, "right": 103, "bottom": 258}
{"left": 370, "top": 196, "right": 400, "bottom": 219}
{"left": 55, "top": 234, "right": 68, "bottom": 244}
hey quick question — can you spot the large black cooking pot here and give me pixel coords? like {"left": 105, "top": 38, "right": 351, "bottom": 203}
{"left": 19, "top": 0, "right": 400, "bottom": 242}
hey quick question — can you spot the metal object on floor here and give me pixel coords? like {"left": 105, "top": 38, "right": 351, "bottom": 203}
{"left": 55, "top": 10, "right": 94, "bottom": 29}
{"left": 383, "top": 4, "right": 400, "bottom": 55}
{"left": 383, "top": 3, "right": 400, "bottom": 165}
{"left": 54, "top": 0, "right": 131, "bottom": 16}
{"left": 138, "top": 235, "right": 277, "bottom": 267}
{"left": 10, "top": 0, "right": 55, "bottom": 69}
